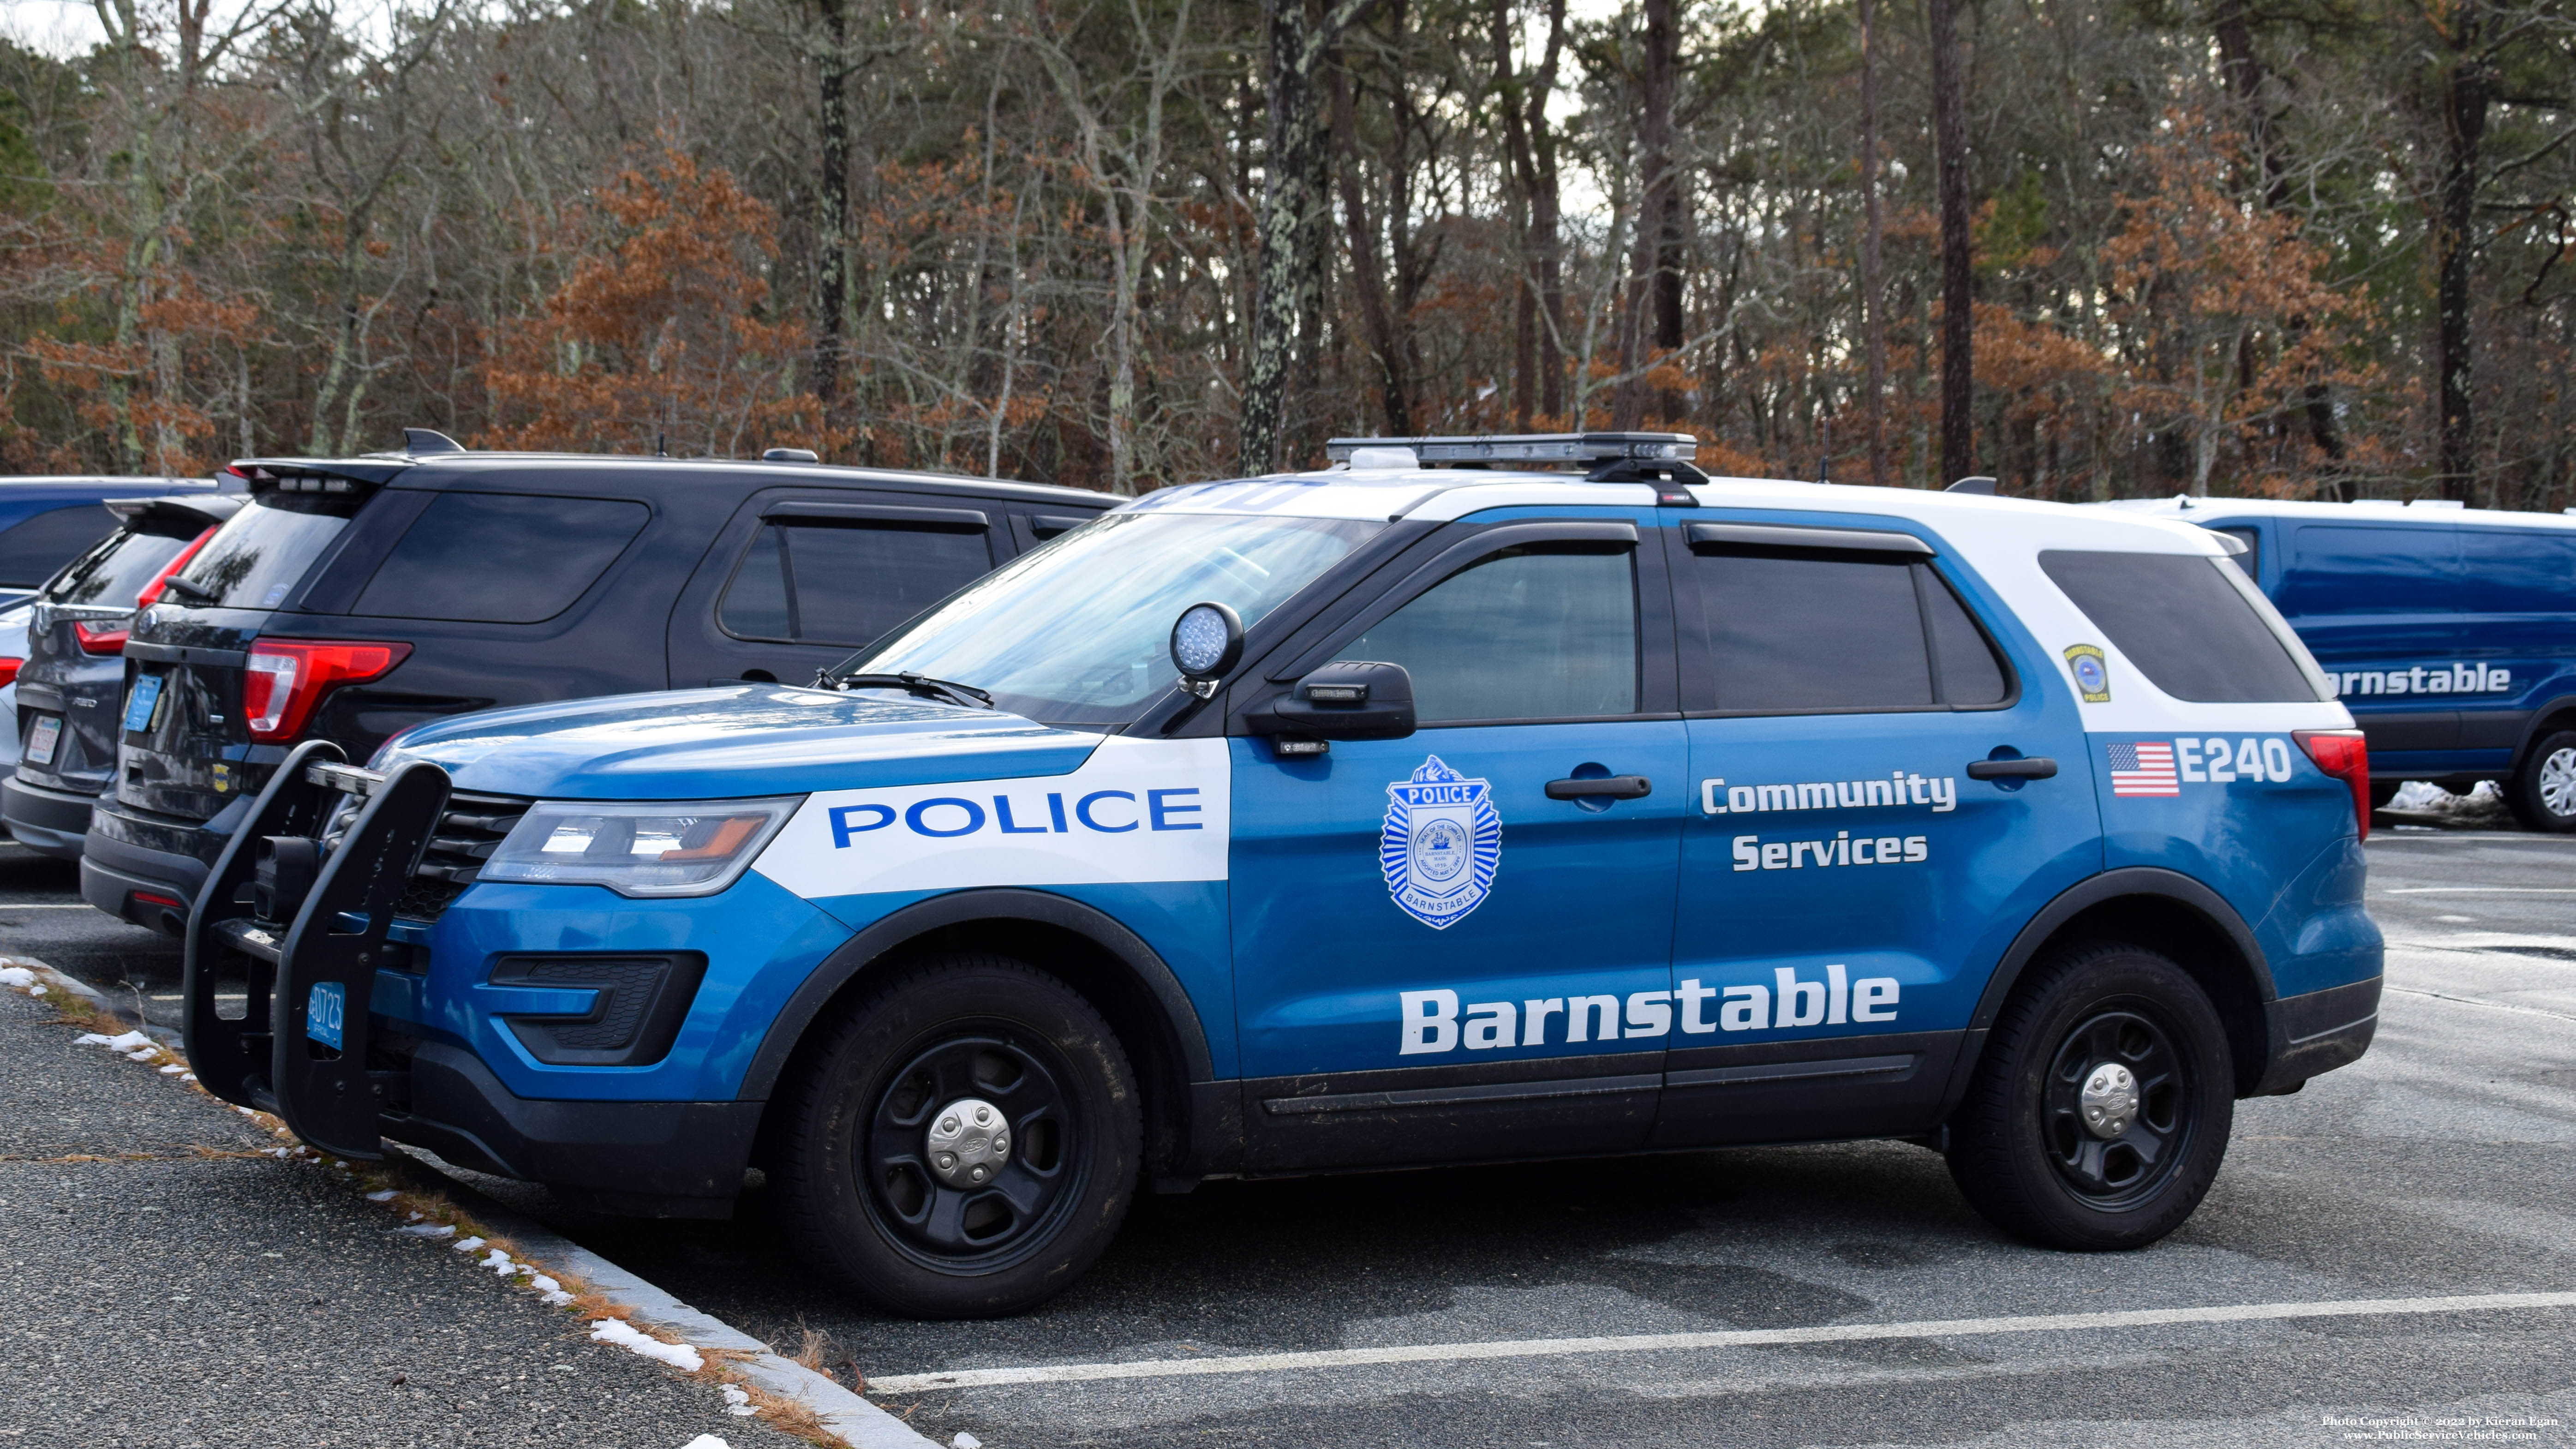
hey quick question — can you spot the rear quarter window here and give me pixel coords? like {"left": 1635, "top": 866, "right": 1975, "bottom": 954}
{"left": 0, "top": 504, "right": 119, "bottom": 588}
{"left": 2039, "top": 550, "right": 2324, "bottom": 703}
{"left": 353, "top": 492, "right": 649, "bottom": 624}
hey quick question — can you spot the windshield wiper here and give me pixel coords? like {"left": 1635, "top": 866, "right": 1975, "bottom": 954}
{"left": 157, "top": 576, "right": 219, "bottom": 605}
{"left": 824, "top": 671, "right": 994, "bottom": 709}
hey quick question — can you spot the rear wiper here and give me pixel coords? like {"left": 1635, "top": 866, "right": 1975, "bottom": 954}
{"left": 825, "top": 671, "right": 994, "bottom": 709}
{"left": 157, "top": 576, "right": 218, "bottom": 605}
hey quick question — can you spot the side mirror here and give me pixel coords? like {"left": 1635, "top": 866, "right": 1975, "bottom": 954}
{"left": 1251, "top": 660, "right": 1417, "bottom": 741}
{"left": 1169, "top": 601, "right": 1244, "bottom": 698}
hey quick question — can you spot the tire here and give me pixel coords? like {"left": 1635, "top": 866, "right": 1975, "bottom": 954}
{"left": 2505, "top": 730, "right": 2576, "bottom": 832}
{"left": 771, "top": 953, "right": 1141, "bottom": 1317}
{"left": 1945, "top": 942, "right": 2234, "bottom": 1251}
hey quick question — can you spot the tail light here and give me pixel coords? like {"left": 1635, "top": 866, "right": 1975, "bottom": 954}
{"left": 0, "top": 657, "right": 18, "bottom": 689}
{"left": 242, "top": 639, "right": 410, "bottom": 742}
{"left": 135, "top": 525, "right": 220, "bottom": 609}
{"left": 2295, "top": 729, "right": 2370, "bottom": 841}
{"left": 74, "top": 622, "right": 129, "bottom": 655}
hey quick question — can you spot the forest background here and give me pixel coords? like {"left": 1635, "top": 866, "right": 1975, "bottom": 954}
{"left": 4, "top": 0, "right": 2575, "bottom": 505}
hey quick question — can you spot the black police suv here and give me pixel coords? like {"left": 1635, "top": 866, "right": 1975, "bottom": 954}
{"left": 6, "top": 492, "right": 248, "bottom": 856}
{"left": 81, "top": 437, "right": 1111, "bottom": 932}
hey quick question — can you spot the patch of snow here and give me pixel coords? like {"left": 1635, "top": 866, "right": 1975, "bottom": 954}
{"left": 678, "top": 1437, "right": 732, "bottom": 1449}
{"left": 28, "top": 985, "right": 44, "bottom": 995}
{"left": 589, "top": 1317, "right": 703, "bottom": 1372}
{"left": 0, "top": 965, "right": 34, "bottom": 987}
{"left": 952, "top": 1434, "right": 983, "bottom": 1449}
{"left": 721, "top": 1384, "right": 755, "bottom": 1416}
{"left": 450, "top": 1235, "right": 485, "bottom": 1252}
{"left": 395, "top": 1224, "right": 455, "bottom": 1238}
{"left": 179, "top": 1072, "right": 195, "bottom": 1082}
{"left": 76, "top": 1030, "right": 153, "bottom": 1052}
{"left": 529, "top": 1274, "right": 561, "bottom": 1293}
{"left": 125, "top": 1048, "right": 157, "bottom": 1062}
{"left": 542, "top": 1289, "right": 574, "bottom": 1306}
{"left": 158, "top": 1064, "right": 185, "bottom": 1074}
{"left": 365, "top": 1189, "right": 399, "bottom": 1202}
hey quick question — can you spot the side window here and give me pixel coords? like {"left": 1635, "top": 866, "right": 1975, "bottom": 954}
{"left": 354, "top": 492, "right": 649, "bottom": 623}
{"left": 1332, "top": 542, "right": 1638, "bottom": 723}
{"left": 719, "top": 521, "right": 994, "bottom": 648}
{"left": 1685, "top": 544, "right": 2011, "bottom": 712}
{"left": 0, "top": 504, "right": 118, "bottom": 588}
{"left": 2213, "top": 527, "right": 2261, "bottom": 581}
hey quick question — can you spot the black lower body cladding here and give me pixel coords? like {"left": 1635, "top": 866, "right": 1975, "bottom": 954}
{"left": 81, "top": 800, "right": 235, "bottom": 931}
{"left": 386, "top": 1044, "right": 762, "bottom": 1218}
{"left": 1, "top": 776, "right": 99, "bottom": 858}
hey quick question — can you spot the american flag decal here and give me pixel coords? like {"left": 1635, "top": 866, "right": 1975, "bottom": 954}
{"left": 2107, "top": 740, "right": 2180, "bottom": 796}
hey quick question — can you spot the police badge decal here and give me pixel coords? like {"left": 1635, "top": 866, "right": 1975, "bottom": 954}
{"left": 1380, "top": 755, "right": 1502, "bottom": 928}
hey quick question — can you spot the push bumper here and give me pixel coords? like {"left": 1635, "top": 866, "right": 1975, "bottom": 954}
{"left": 2250, "top": 975, "right": 2381, "bottom": 1096}
{"left": 3, "top": 775, "right": 97, "bottom": 858}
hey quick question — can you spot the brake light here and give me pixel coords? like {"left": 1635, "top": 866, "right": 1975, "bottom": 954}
{"left": 0, "top": 657, "right": 18, "bottom": 689}
{"left": 135, "top": 525, "right": 219, "bottom": 608}
{"left": 2295, "top": 729, "right": 2370, "bottom": 841}
{"left": 241, "top": 639, "right": 410, "bottom": 742}
{"left": 74, "top": 622, "right": 129, "bottom": 655}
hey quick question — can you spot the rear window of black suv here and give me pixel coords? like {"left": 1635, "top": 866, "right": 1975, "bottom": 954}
{"left": 2040, "top": 548, "right": 2324, "bottom": 703}
{"left": 173, "top": 494, "right": 354, "bottom": 609}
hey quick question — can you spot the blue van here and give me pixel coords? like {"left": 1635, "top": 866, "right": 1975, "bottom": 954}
{"left": 187, "top": 435, "right": 2382, "bottom": 1317}
{"left": 2115, "top": 497, "right": 2576, "bottom": 830}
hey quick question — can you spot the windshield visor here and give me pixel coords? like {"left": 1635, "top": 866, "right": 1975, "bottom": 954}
{"left": 852, "top": 511, "right": 1383, "bottom": 727}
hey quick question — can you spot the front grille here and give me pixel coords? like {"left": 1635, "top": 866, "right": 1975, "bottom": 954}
{"left": 395, "top": 791, "right": 528, "bottom": 922}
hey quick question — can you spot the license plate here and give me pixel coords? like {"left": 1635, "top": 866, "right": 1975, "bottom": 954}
{"left": 24, "top": 715, "right": 60, "bottom": 765}
{"left": 306, "top": 981, "right": 345, "bottom": 1049}
{"left": 121, "top": 674, "right": 162, "bottom": 733}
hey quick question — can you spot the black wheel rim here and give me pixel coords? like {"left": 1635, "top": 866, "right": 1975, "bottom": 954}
{"left": 860, "top": 1030, "right": 1085, "bottom": 1273}
{"left": 2041, "top": 1007, "right": 2194, "bottom": 1211}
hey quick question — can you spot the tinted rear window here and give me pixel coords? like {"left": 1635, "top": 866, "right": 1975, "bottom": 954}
{"left": 175, "top": 496, "right": 353, "bottom": 610}
{"left": 354, "top": 492, "right": 649, "bottom": 624}
{"left": 721, "top": 521, "right": 992, "bottom": 647}
{"left": 2039, "top": 550, "right": 2321, "bottom": 703}
{"left": 44, "top": 528, "right": 193, "bottom": 606}
{"left": 0, "top": 504, "right": 120, "bottom": 587}
{"left": 1686, "top": 547, "right": 2011, "bottom": 712}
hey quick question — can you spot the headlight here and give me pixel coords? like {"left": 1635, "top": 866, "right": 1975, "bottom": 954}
{"left": 479, "top": 797, "right": 801, "bottom": 898}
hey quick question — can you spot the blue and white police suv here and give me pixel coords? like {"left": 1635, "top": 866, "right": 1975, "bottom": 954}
{"left": 183, "top": 434, "right": 2383, "bottom": 1317}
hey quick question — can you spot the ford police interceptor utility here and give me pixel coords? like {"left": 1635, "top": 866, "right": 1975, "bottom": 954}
{"left": 181, "top": 435, "right": 2383, "bottom": 1318}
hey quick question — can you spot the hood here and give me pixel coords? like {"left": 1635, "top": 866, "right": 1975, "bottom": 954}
{"left": 376, "top": 685, "right": 1103, "bottom": 800}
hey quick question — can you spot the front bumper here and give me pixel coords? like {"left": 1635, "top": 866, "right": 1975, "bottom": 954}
{"left": 3, "top": 775, "right": 98, "bottom": 858}
{"left": 386, "top": 1044, "right": 759, "bottom": 1216}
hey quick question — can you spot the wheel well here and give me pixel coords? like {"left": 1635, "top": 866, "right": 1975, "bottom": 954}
{"left": 2007, "top": 894, "right": 2270, "bottom": 1097}
{"left": 760, "top": 916, "right": 1198, "bottom": 1181}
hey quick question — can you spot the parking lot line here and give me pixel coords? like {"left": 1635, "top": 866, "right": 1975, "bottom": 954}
{"left": 2379, "top": 886, "right": 2576, "bottom": 894}
{"left": 863, "top": 1291, "right": 2576, "bottom": 1395}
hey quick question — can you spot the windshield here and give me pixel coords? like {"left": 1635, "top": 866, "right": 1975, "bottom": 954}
{"left": 851, "top": 511, "right": 1383, "bottom": 727}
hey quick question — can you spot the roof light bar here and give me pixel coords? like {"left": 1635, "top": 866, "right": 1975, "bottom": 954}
{"left": 1323, "top": 432, "right": 1698, "bottom": 467}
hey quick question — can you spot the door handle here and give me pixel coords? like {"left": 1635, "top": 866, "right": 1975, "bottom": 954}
{"left": 1966, "top": 757, "right": 2058, "bottom": 779}
{"left": 1546, "top": 775, "right": 1652, "bottom": 800}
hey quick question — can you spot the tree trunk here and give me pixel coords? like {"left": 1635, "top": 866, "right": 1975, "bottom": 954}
{"left": 1615, "top": 0, "right": 1679, "bottom": 429}
{"left": 1242, "top": 0, "right": 1382, "bottom": 472}
{"left": 2437, "top": 11, "right": 2490, "bottom": 503}
{"left": 813, "top": 0, "right": 851, "bottom": 405}
{"left": 1491, "top": 0, "right": 1537, "bottom": 430}
{"left": 1929, "top": 0, "right": 1974, "bottom": 486}
{"left": 1859, "top": 0, "right": 1887, "bottom": 485}
{"left": 1531, "top": 0, "right": 1568, "bottom": 422}
{"left": 1331, "top": 52, "right": 1411, "bottom": 433}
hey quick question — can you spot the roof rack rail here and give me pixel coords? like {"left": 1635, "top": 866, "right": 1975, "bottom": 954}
{"left": 1323, "top": 432, "right": 1697, "bottom": 467}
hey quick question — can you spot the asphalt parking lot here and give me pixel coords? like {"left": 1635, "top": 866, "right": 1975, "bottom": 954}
{"left": 10, "top": 817, "right": 2573, "bottom": 1449}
